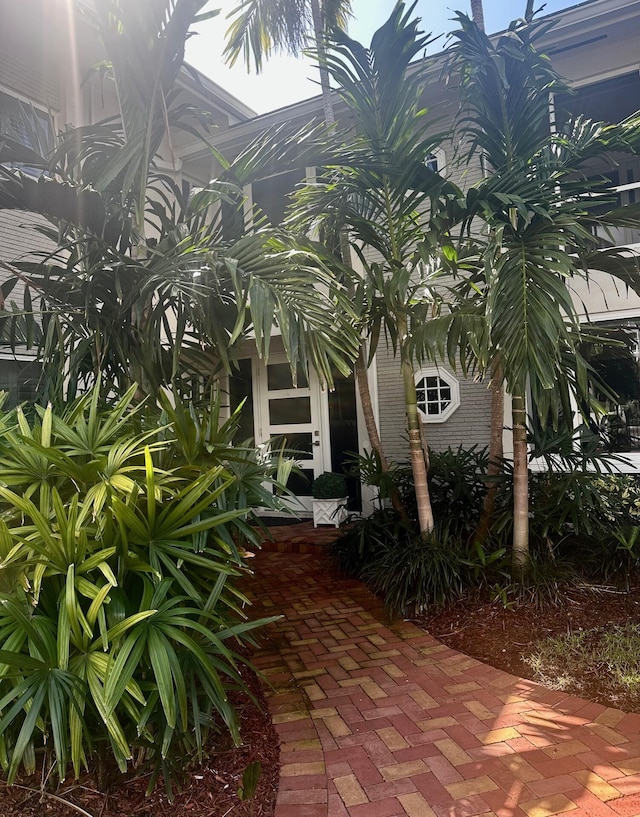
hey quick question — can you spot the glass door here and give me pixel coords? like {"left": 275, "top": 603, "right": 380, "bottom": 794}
{"left": 257, "top": 356, "right": 324, "bottom": 513}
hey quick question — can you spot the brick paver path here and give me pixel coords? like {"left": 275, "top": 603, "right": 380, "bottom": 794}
{"left": 246, "top": 537, "right": 640, "bottom": 817}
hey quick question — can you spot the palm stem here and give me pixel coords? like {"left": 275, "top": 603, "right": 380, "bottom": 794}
{"left": 511, "top": 392, "right": 529, "bottom": 578}
{"left": 475, "top": 356, "right": 504, "bottom": 543}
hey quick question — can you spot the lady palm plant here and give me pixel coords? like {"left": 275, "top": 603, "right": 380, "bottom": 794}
{"left": 0, "top": 384, "right": 284, "bottom": 791}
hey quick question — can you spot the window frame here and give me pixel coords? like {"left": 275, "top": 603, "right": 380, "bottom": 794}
{"left": 424, "top": 148, "right": 446, "bottom": 176}
{"left": 0, "top": 84, "right": 53, "bottom": 175}
{"left": 414, "top": 367, "right": 460, "bottom": 423}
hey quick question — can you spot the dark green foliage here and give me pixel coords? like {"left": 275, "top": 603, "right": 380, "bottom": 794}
{"left": 356, "top": 446, "right": 493, "bottom": 539}
{"left": 361, "top": 527, "right": 468, "bottom": 616}
{"left": 339, "top": 444, "right": 640, "bottom": 613}
{"left": 500, "top": 553, "right": 584, "bottom": 609}
{"left": 428, "top": 446, "right": 491, "bottom": 538}
{"left": 311, "top": 471, "right": 347, "bottom": 499}
{"left": 0, "top": 384, "right": 286, "bottom": 792}
{"left": 330, "top": 509, "right": 412, "bottom": 579}
{"left": 0, "top": 1, "right": 359, "bottom": 405}
{"left": 526, "top": 473, "right": 640, "bottom": 581}
{"left": 330, "top": 509, "right": 506, "bottom": 616}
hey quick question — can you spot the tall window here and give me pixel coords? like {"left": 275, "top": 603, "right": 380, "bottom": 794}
{"left": 0, "top": 88, "right": 51, "bottom": 174}
{"left": 584, "top": 321, "right": 640, "bottom": 452}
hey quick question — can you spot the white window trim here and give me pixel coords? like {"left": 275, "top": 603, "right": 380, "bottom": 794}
{"left": 425, "top": 147, "right": 446, "bottom": 176}
{"left": 414, "top": 367, "right": 460, "bottom": 423}
{"left": 0, "top": 85, "right": 54, "bottom": 141}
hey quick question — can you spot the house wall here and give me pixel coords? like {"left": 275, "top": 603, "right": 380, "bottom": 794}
{"left": 0, "top": 211, "right": 55, "bottom": 345}
{"left": 570, "top": 270, "right": 640, "bottom": 322}
{"left": 361, "top": 84, "right": 490, "bottom": 462}
{"left": 544, "top": 3, "right": 640, "bottom": 89}
{"left": 0, "top": 2, "right": 61, "bottom": 110}
{"left": 0, "top": 210, "right": 53, "bottom": 265}
{"left": 375, "top": 343, "right": 493, "bottom": 461}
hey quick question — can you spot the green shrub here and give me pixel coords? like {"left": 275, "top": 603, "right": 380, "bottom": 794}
{"left": 311, "top": 472, "right": 347, "bottom": 499}
{"left": 343, "top": 443, "right": 640, "bottom": 609}
{"left": 347, "top": 445, "right": 492, "bottom": 538}
{"left": 330, "top": 509, "right": 412, "bottom": 579}
{"left": 498, "top": 552, "right": 584, "bottom": 608}
{"left": 361, "top": 527, "right": 468, "bottom": 616}
{"left": 331, "top": 510, "right": 507, "bottom": 616}
{"left": 428, "top": 446, "right": 492, "bottom": 538}
{"left": 517, "top": 472, "right": 640, "bottom": 580}
{"left": 0, "top": 385, "right": 285, "bottom": 792}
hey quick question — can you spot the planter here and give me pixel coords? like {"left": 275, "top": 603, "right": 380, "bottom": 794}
{"left": 312, "top": 497, "right": 348, "bottom": 528}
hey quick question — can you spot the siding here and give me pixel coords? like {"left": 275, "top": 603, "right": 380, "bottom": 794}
{"left": 0, "top": 211, "right": 54, "bottom": 339}
{"left": 0, "top": 4, "right": 60, "bottom": 109}
{"left": 0, "top": 210, "right": 53, "bottom": 264}
{"left": 375, "top": 343, "right": 408, "bottom": 464}
{"left": 375, "top": 343, "right": 493, "bottom": 462}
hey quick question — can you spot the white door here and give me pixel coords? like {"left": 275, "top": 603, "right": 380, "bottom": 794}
{"left": 256, "top": 356, "right": 325, "bottom": 513}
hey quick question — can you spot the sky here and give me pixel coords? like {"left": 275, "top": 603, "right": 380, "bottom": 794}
{"left": 184, "top": 0, "right": 581, "bottom": 115}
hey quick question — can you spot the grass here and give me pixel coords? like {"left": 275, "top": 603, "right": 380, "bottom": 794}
{"left": 526, "top": 624, "right": 640, "bottom": 710}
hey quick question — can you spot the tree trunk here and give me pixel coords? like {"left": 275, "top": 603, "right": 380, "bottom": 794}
{"left": 474, "top": 357, "right": 504, "bottom": 543}
{"left": 339, "top": 192, "right": 408, "bottom": 523}
{"left": 354, "top": 349, "right": 410, "bottom": 522}
{"left": 401, "top": 342, "right": 434, "bottom": 537}
{"left": 310, "top": 0, "right": 335, "bottom": 125}
{"left": 470, "top": 0, "right": 485, "bottom": 31}
{"left": 511, "top": 391, "right": 529, "bottom": 578}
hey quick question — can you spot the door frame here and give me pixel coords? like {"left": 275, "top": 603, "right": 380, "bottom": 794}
{"left": 253, "top": 354, "right": 331, "bottom": 514}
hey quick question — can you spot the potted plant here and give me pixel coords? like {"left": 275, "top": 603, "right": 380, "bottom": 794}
{"left": 311, "top": 472, "right": 348, "bottom": 527}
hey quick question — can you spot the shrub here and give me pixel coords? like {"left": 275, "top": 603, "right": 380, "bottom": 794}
{"left": 499, "top": 552, "right": 584, "bottom": 608}
{"left": 347, "top": 445, "right": 492, "bottom": 538}
{"left": 330, "top": 509, "right": 412, "bottom": 579}
{"left": 311, "top": 472, "right": 347, "bottom": 499}
{"left": 0, "top": 385, "right": 284, "bottom": 792}
{"left": 331, "top": 510, "right": 507, "bottom": 616}
{"left": 361, "top": 526, "right": 469, "bottom": 616}
{"left": 428, "top": 446, "right": 491, "bottom": 538}
{"left": 342, "top": 443, "right": 640, "bottom": 611}
{"left": 513, "top": 472, "right": 640, "bottom": 580}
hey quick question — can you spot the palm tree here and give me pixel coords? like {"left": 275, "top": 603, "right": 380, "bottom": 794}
{"left": 224, "top": 0, "right": 409, "bottom": 510}
{"left": 291, "top": 3, "right": 454, "bottom": 536}
{"left": 0, "top": 0, "right": 359, "bottom": 402}
{"left": 446, "top": 4, "right": 640, "bottom": 574}
{"left": 470, "top": 0, "right": 485, "bottom": 30}
{"left": 224, "top": 0, "right": 352, "bottom": 124}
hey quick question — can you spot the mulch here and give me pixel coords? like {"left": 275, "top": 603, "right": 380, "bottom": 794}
{"left": 0, "top": 665, "right": 279, "bottom": 817}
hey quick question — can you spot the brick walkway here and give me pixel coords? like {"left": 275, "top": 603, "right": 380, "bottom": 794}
{"left": 246, "top": 524, "right": 640, "bottom": 817}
